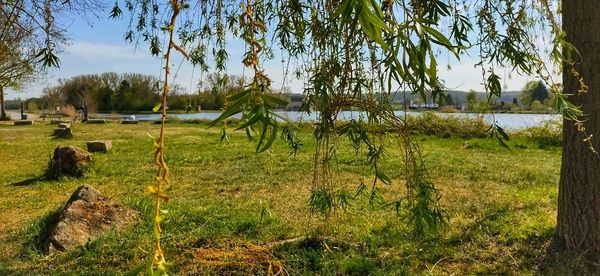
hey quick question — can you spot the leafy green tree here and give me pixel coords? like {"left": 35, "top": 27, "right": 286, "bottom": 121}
{"left": 0, "top": 53, "right": 33, "bottom": 120}
{"left": 520, "top": 80, "right": 549, "bottom": 108}
{"left": 436, "top": 94, "right": 454, "bottom": 107}
{"left": 56, "top": 75, "right": 99, "bottom": 113}
{"left": 446, "top": 95, "right": 455, "bottom": 106}
{"left": 40, "top": 86, "right": 63, "bottom": 112}
{"left": 532, "top": 82, "right": 549, "bottom": 103}
{"left": 1, "top": 1, "right": 106, "bottom": 120}
{"left": 530, "top": 100, "right": 545, "bottom": 113}
{"left": 0, "top": 3, "right": 35, "bottom": 120}
{"left": 25, "top": 98, "right": 41, "bottom": 112}
{"left": 465, "top": 90, "right": 478, "bottom": 111}
{"left": 95, "top": 86, "right": 115, "bottom": 111}
{"left": 115, "top": 80, "right": 133, "bottom": 110}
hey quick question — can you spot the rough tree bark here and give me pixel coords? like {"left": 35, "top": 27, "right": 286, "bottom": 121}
{"left": 557, "top": 0, "right": 600, "bottom": 256}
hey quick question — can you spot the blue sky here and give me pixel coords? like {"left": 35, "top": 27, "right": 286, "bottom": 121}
{"left": 6, "top": 11, "right": 548, "bottom": 100}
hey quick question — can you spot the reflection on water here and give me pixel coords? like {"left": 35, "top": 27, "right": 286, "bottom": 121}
{"left": 96, "top": 111, "right": 561, "bottom": 130}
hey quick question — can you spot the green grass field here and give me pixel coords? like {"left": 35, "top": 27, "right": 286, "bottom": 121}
{"left": 0, "top": 121, "right": 570, "bottom": 274}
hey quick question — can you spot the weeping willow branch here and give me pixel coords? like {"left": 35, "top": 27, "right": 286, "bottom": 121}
{"left": 114, "top": 0, "right": 586, "bottom": 245}
{"left": 148, "top": 0, "right": 188, "bottom": 274}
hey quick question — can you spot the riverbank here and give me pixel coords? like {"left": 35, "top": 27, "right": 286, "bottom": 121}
{"left": 0, "top": 121, "right": 580, "bottom": 274}
{"left": 8, "top": 109, "right": 561, "bottom": 130}
{"left": 89, "top": 110, "right": 559, "bottom": 130}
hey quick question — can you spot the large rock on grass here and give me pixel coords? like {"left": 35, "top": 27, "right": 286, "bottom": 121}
{"left": 53, "top": 127, "right": 73, "bottom": 139}
{"left": 47, "top": 146, "right": 92, "bottom": 177}
{"left": 48, "top": 185, "right": 139, "bottom": 252}
{"left": 86, "top": 140, "right": 112, "bottom": 153}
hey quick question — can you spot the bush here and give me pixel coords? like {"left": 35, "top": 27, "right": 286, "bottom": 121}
{"left": 519, "top": 120, "right": 562, "bottom": 149}
{"left": 407, "top": 112, "right": 488, "bottom": 138}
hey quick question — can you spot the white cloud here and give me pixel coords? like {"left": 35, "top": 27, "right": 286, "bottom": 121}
{"left": 67, "top": 41, "right": 148, "bottom": 62}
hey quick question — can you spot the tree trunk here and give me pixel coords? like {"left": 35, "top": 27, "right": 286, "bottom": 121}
{"left": 557, "top": 0, "right": 600, "bottom": 256}
{"left": 0, "top": 86, "right": 6, "bottom": 120}
{"left": 82, "top": 101, "right": 89, "bottom": 122}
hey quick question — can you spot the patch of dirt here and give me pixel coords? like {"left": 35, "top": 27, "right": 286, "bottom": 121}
{"left": 184, "top": 240, "right": 288, "bottom": 275}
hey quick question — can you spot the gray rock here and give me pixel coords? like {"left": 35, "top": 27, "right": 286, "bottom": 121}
{"left": 51, "top": 120, "right": 67, "bottom": 125}
{"left": 86, "top": 140, "right": 112, "bottom": 153}
{"left": 53, "top": 128, "right": 73, "bottom": 139}
{"left": 87, "top": 119, "right": 106, "bottom": 124}
{"left": 14, "top": 120, "right": 33, "bottom": 125}
{"left": 47, "top": 146, "right": 92, "bottom": 177}
{"left": 48, "top": 185, "right": 139, "bottom": 252}
{"left": 58, "top": 123, "right": 70, "bottom": 129}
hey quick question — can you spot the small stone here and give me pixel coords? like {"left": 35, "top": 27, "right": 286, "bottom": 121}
{"left": 51, "top": 120, "right": 67, "bottom": 125}
{"left": 14, "top": 120, "right": 34, "bottom": 125}
{"left": 462, "top": 141, "right": 472, "bottom": 149}
{"left": 53, "top": 128, "right": 74, "bottom": 139}
{"left": 47, "top": 185, "right": 139, "bottom": 252}
{"left": 46, "top": 146, "right": 92, "bottom": 177}
{"left": 87, "top": 119, "right": 106, "bottom": 124}
{"left": 58, "top": 123, "right": 70, "bottom": 129}
{"left": 86, "top": 140, "right": 112, "bottom": 153}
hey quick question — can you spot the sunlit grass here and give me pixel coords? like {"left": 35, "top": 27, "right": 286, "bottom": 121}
{"left": 0, "top": 121, "right": 566, "bottom": 274}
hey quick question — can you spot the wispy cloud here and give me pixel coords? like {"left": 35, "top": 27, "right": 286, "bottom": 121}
{"left": 67, "top": 41, "right": 150, "bottom": 62}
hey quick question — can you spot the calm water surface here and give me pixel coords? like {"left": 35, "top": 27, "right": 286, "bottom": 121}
{"left": 97, "top": 111, "right": 560, "bottom": 130}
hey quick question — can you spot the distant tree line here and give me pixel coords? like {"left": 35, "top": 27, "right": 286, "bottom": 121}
{"left": 460, "top": 80, "right": 552, "bottom": 113}
{"left": 21, "top": 74, "right": 552, "bottom": 115}
{"left": 25, "top": 72, "right": 247, "bottom": 113}
{"left": 395, "top": 80, "right": 553, "bottom": 113}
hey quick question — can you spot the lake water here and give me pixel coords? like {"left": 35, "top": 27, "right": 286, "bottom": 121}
{"left": 97, "top": 111, "right": 561, "bottom": 130}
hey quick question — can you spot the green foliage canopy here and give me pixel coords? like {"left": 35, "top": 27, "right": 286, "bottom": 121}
{"left": 39, "top": 72, "right": 255, "bottom": 112}
{"left": 520, "top": 80, "right": 549, "bottom": 108}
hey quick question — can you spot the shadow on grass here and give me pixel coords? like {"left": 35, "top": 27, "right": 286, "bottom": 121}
{"left": 11, "top": 158, "right": 58, "bottom": 187}
{"left": 20, "top": 206, "right": 62, "bottom": 256}
{"left": 538, "top": 236, "right": 600, "bottom": 274}
{"left": 11, "top": 176, "right": 46, "bottom": 187}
